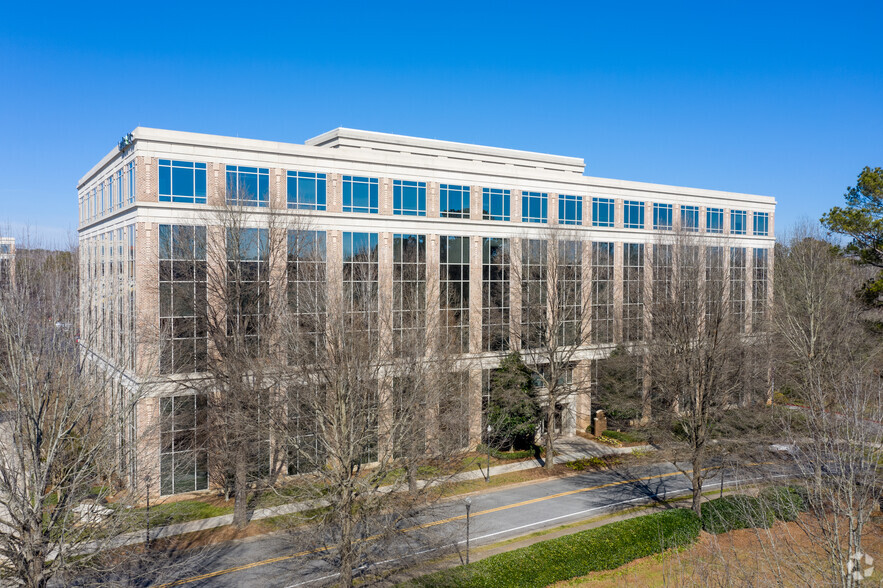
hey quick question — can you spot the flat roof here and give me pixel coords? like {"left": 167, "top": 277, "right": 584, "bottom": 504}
{"left": 305, "top": 127, "right": 586, "bottom": 174}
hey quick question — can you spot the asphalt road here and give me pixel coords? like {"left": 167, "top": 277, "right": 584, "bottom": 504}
{"left": 149, "top": 460, "right": 793, "bottom": 588}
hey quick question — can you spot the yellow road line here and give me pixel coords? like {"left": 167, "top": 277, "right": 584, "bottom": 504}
{"left": 157, "top": 463, "right": 771, "bottom": 587}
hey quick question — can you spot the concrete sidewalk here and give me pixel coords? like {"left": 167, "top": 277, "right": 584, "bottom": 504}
{"left": 107, "top": 436, "right": 653, "bottom": 549}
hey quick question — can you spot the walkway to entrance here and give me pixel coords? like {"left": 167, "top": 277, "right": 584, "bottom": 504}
{"left": 553, "top": 435, "right": 646, "bottom": 461}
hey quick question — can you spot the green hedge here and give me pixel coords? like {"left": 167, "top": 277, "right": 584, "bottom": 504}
{"left": 407, "top": 508, "right": 700, "bottom": 587}
{"left": 758, "top": 486, "right": 807, "bottom": 522}
{"left": 701, "top": 495, "right": 775, "bottom": 534}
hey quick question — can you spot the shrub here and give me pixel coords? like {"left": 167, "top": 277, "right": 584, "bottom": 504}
{"left": 408, "top": 508, "right": 701, "bottom": 587}
{"left": 701, "top": 495, "right": 775, "bottom": 534}
{"left": 597, "top": 435, "right": 623, "bottom": 447}
{"left": 758, "top": 485, "right": 807, "bottom": 522}
{"left": 601, "top": 430, "right": 645, "bottom": 444}
{"left": 486, "top": 352, "right": 540, "bottom": 450}
{"left": 476, "top": 444, "right": 537, "bottom": 461}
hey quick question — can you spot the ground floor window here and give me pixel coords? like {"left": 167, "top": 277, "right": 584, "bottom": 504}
{"left": 160, "top": 394, "right": 208, "bottom": 495}
{"left": 438, "top": 372, "right": 470, "bottom": 451}
{"left": 287, "top": 385, "right": 323, "bottom": 475}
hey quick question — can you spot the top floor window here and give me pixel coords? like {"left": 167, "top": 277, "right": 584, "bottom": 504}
{"left": 343, "top": 176, "right": 378, "bottom": 214}
{"left": 522, "top": 191, "right": 548, "bottom": 223}
{"left": 127, "top": 161, "right": 136, "bottom": 204}
{"left": 160, "top": 160, "right": 207, "bottom": 204}
{"left": 482, "top": 188, "right": 510, "bottom": 222}
{"left": 624, "top": 200, "right": 645, "bottom": 229}
{"left": 100, "top": 183, "right": 105, "bottom": 215}
{"left": 680, "top": 205, "right": 699, "bottom": 232}
{"left": 393, "top": 180, "right": 426, "bottom": 216}
{"left": 653, "top": 203, "right": 673, "bottom": 230}
{"left": 592, "top": 197, "right": 614, "bottom": 227}
{"left": 0, "top": 245, "right": 9, "bottom": 254}
{"left": 753, "top": 211, "right": 769, "bottom": 236}
{"left": 287, "top": 171, "right": 326, "bottom": 211}
{"left": 226, "top": 165, "right": 269, "bottom": 207}
{"left": 558, "top": 194, "right": 582, "bottom": 225}
{"left": 440, "top": 184, "right": 470, "bottom": 218}
{"left": 108, "top": 177, "right": 115, "bottom": 212}
{"left": 730, "top": 209, "right": 747, "bottom": 235}
{"left": 116, "top": 170, "right": 123, "bottom": 209}
{"left": 707, "top": 207, "right": 724, "bottom": 234}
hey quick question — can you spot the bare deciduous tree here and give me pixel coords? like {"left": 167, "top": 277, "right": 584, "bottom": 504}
{"left": 644, "top": 230, "right": 768, "bottom": 515}
{"left": 199, "top": 206, "right": 291, "bottom": 528}
{"left": 0, "top": 241, "right": 149, "bottom": 587}
{"left": 771, "top": 223, "right": 883, "bottom": 587}
{"left": 281, "top": 232, "right": 465, "bottom": 587}
{"left": 515, "top": 228, "right": 591, "bottom": 468}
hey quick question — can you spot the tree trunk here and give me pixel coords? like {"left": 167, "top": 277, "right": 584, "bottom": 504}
{"left": 340, "top": 493, "right": 355, "bottom": 588}
{"left": 544, "top": 405, "right": 555, "bottom": 469}
{"left": 691, "top": 453, "right": 704, "bottom": 517}
{"left": 233, "top": 450, "right": 248, "bottom": 529}
{"left": 25, "top": 527, "right": 47, "bottom": 588}
{"left": 641, "top": 356, "right": 652, "bottom": 424}
{"left": 408, "top": 460, "right": 418, "bottom": 494}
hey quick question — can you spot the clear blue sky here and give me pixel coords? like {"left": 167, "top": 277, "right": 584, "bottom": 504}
{"left": 1, "top": 1, "right": 881, "bottom": 245}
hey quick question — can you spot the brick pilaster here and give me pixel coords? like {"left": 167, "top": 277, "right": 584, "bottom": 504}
{"left": 470, "top": 187, "right": 483, "bottom": 221}
{"left": 327, "top": 173, "right": 343, "bottom": 213}
{"left": 469, "top": 236, "right": 483, "bottom": 353}
{"left": 138, "top": 157, "right": 157, "bottom": 203}
{"left": 511, "top": 189, "right": 521, "bottom": 223}
{"left": 613, "top": 242, "right": 623, "bottom": 343}
{"left": 509, "top": 237, "right": 522, "bottom": 350}
{"left": 427, "top": 182, "right": 440, "bottom": 218}
{"left": 379, "top": 178, "right": 393, "bottom": 215}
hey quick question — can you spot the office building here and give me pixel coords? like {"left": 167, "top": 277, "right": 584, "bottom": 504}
{"left": 78, "top": 128, "right": 775, "bottom": 495}
{"left": 0, "top": 237, "right": 14, "bottom": 288}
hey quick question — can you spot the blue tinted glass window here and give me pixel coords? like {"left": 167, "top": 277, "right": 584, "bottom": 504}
{"left": 343, "top": 176, "right": 379, "bottom": 214}
{"left": 172, "top": 167, "right": 193, "bottom": 197}
{"left": 707, "top": 208, "right": 724, "bottom": 233}
{"left": 287, "top": 171, "right": 327, "bottom": 211}
{"left": 440, "top": 184, "right": 470, "bottom": 218}
{"left": 226, "top": 166, "right": 268, "bottom": 207}
{"left": 159, "top": 160, "right": 207, "bottom": 204}
{"left": 343, "top": 232, "right": 379, "bottom": 260}
{"left": 127, "top": 162, "right": 136, "bottom": 204}
{"left": 753, "top": 212, "right": 769, "bottom": 236}
{"left": 116, "top": 170, "right": 123, "bottom": 209}
{"left": 288, "top": 229, "right": 326, "bottom": 259}
{"left": 482, "top": 188, "right": 510, "bottom": 221}
{"left": 624, "top": 201, "right": 645, "bottom": 229}
{"left": 558, "top": 194, "right": 582, "bottom": 226}
{"left": 228, "top": 228, "right": 268, "bottom": 260}
{"left": 653, "top": 203, "right": 673, "bottom": 230}
{"left": 592, "top": 197, "right": 614, "bottom": 227}
{"left": 393, "top": 180, "right": 426, "bottom": 216}
{"left": 730, "top": 210, "right": 747, "bottom": 235}
{"left": 159, "top": 161, "right": 171, "bottom": 195}
{"left": 522, "top": 192, "right": 548, "bottom": 223}
{"left": 680, "top": 205, "right": 699, "bottom": 232}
